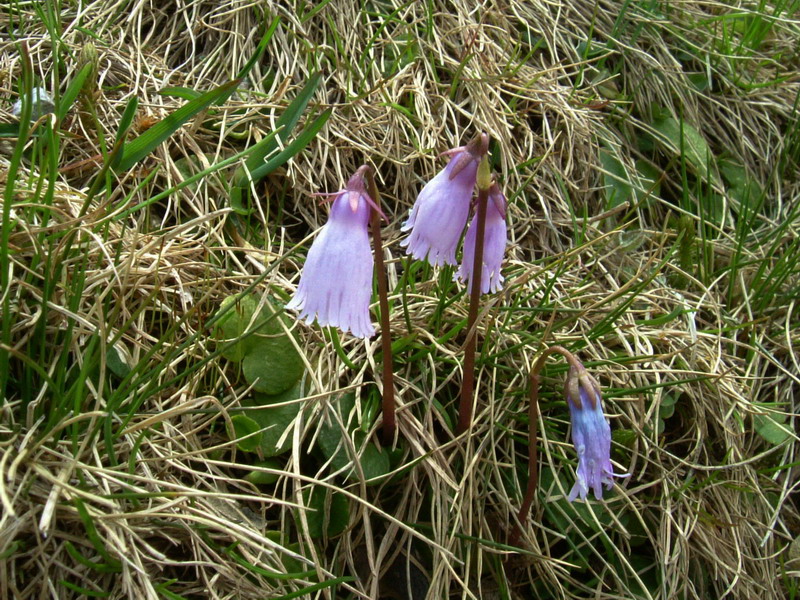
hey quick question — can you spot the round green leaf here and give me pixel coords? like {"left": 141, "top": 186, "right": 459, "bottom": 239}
{"left": 317, "top": 393, "right": 357, "bottom": 471}
{"left": 230, "top": 415, "right": 262, "bottom": 453}
{"left": 244, "top": 458, "right": 283, "bottom": 485}
{"left": 315, "top": 394, "right": 389, "bottom": 483}
{"left": 243, "top": 382, "right": 305, "bottom": 457}
{"left": 213, "top": 294, "right": 283, "bottom": 362}
{"left": 242, "top": 332, "right": 304, "bottom": 395}
{"left": 105, "top": 345, "right": 131, "bottom": 378}
{"left": 304, "top": 486, "right": 349, "bottom": 539}
{"left": 754, "top": 412, "right": 791, "bottom": 446}
{"left": 612, "top": 428, "right": 637, "bottom": 448}
{"left": 358, "top": 443, "right": 390, "bottom": 482}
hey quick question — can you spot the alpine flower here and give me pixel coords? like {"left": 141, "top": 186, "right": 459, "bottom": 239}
{"left": 456, "top": 182, "right": 507, "bottom": 294}
{"left": 401, "top": 133, "right": 488, "bottom": 266}
{"left": 564, "top": 365, "right": 627, "bottom": 501}
{"left": 287, "top": 167, "right": 378, "bottom": 338}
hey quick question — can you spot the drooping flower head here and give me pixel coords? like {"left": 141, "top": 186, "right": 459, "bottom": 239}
{"left": 456, "top": 182, "right": 507, "bottom": 294}
{"left": 401, "top": 132, "right": 489, "bottom": 266}
{"left": 287, "top": 166, "right": 379, "bottom": 339}
{"left": 564, "top": 364, "right": 627, "bottom": 501}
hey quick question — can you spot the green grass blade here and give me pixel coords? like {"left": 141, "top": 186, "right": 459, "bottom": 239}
{"left": 60, "top": 580, "right": 110, "bottom": 598}
{"left": 246, "top": 108, "right": 331, "bottom": 182}
{"left": 236, "top": 16, "right": 280, "bottom": 80}
{"left": 1, "top": 42, "right": 33, "bottom": 400}
{"left": 56, "top": 62, "right": 92, "bottom": 122}
{"left": 108, "top": 95, "right": 139, "bottom": 170}
{"left": 158, "top": 86, "right": 202, "bottom": 101}
{"left": 270, "top": 576, "right": 354, "bottom": 600}
{"left": 229, "top": 74, "right": 322, "bottom": 212}
{"left": 115, "top": 78, "right": 240, "bottom": 172}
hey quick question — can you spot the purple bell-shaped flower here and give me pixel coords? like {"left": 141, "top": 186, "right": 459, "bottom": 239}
{"left": 456, "top": 183, "right": 507, "bottom": 294}
{"left": 401, "top": 133, "right": 489, "bottom": 267}
{"left": 287, "top": 167, "right": 379, "bottom": 339}
{"left": 564, "top": 365, "right": 628, "bottom": 501}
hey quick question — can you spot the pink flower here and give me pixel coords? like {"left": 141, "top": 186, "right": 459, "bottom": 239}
{"left": 287, "top": 169, "right": 377, "bottom": 338}
{"left": 455, "top": 183, "right": 507, "bottom": 294}
{"left": 564, "top": 366, "right": 628, "bottom": 501}
{"left": 401, "top": 133, "right": 488, "bottom": 266}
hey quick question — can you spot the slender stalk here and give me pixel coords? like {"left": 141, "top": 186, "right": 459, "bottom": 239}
{"left": 1, "top": 42, "right": 33, "bottom": 402}
{"left": 365, "top": 168, "right": 396, "bottom": 444}
{"left": 509, "top": 345, "right": 581, "bottom": 546}
{"left": 456, "top": 184, "right": 490, "bottom": 435}
{"left": 508, "top": 380, "right": 538, "bottom": 548}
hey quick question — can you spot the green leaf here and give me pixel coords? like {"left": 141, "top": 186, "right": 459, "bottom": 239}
{"left": 244, "top": 458, "right": 283, "bottom": 485}
{"left": 105, "top": 345, "right": 131, "bottom": 378}
{"left": 60, "top": 581, "right": 110, "bottom": 598}
{"left": 357, "top": 444, "right": 391, "bottom": 481}
{"left": 270, "top": 577, "right": 353, "bottom": 600}
{"left": 235, "top": 16, "right": 280, "bottom": 81}
{"left": 264, "top": 533, "right": 307, "bottom": 574}
{"left": 231, "top": 415, "right": 262, "bottom": 452}
{"left": 245, "top": 382, "right": 305, "bottom": 457}
{"left": 635, "top": 159, "right": 661, "bottom": 200}
{"left": 599, "top": 147, "right": 634, "bottom": 209}
{"left": 229, "top": 75, "right": 326, "bottom": 214}
{"left": 109, "top": 96, "right": 139, "bottom": 169}
{"left": 754, "top": 408, "right": 792, "bottom": 446}
{"left": 115, "top": 78, "right": 240, "bottom": 172}
{"left": 538, "top": 469, "right": 615, "bottom": 570}
{"left": 304, "top": 486, "right": 349, "bottom": 539}
{"left": 720, "top": 159, "right": 762, "bottom": 208}
{"left": 114, "top": 96, "right": 140, "bottom": 146}
{"left": 317, "top": 393, "right": 357, "bottom": 471}
{"left": 612, "top": 429, "right": 637, "bottom": 448}
{"left": 247, "top": 116, "right": 332, "bottom": 182}
{"left": 158, "top": 86, "right": 202, "bottom": 101}
{"left": 213, "top": 295, "right": 282, "bottom": 362}
{"left": 241, "top": 328, "right": 304, "bottom": 395}
{"left": 659, "top": 394, "right": 678, "bottom": 419}
{"left": 56, "top": 62, "right": 93, "bottom": 122}
{"left": 656, "top": 417, "right": 666, "bottom": 435}
{"left": 214, "top": 294, "right": 304, "bottom": 395}
{"left": 652, "top": 116, "right": 718, "bottom": 184}
{"left": 173, "top": 154, "right": 216, "bottom": 193}
{"left": 0, "top": 123, "right": 21, "bottom": 137}
{"left": 317, "top": 393, "right": 390, "bottom": 483}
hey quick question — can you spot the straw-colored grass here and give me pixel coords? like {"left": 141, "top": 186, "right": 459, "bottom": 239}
{"left": 1, "top": 1, "right": 799, "bottom": 599}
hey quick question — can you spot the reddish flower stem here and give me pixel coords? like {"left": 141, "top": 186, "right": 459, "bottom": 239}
{"left": 456, "top": 186, "right": 489, "bottom": 436}
{"left": 509, "top": 345, "right": 581, "bottom": 547}
{"left": 365, "top": 168, "right": 396, "bottom": 444}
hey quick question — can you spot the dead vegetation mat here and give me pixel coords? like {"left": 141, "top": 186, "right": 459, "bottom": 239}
{"left": 1, "top": 1, "right": 799, "bottom": 599}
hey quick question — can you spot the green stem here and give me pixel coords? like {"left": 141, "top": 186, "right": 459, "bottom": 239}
{"left": 1, "top": 42, "right": 33, "bottom": 401}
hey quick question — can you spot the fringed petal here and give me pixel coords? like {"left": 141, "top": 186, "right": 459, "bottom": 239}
{"left": 455, "top": 185, "right": 507, "bottom": 294}
{"left": 401, "top": 151, "right": 477, "bottom": 266}
{"left": 287, "top": 188, "right": 375, "bottom": 338}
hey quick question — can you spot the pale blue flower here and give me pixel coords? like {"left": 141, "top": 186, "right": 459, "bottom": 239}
{"left": 565, "top": 366, "right": 627, "bottom": 501}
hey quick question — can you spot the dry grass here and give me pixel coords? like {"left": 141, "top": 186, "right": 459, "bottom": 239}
{"left": 1, "top": 0, "right": 799, "bottom": 599}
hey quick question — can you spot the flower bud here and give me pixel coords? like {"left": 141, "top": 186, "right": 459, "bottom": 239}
{"left": 564, "top": 364, "right": 627, "bottom": 501}
{"left": 77, "top": 42, "right": 100, "bottom": 100}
